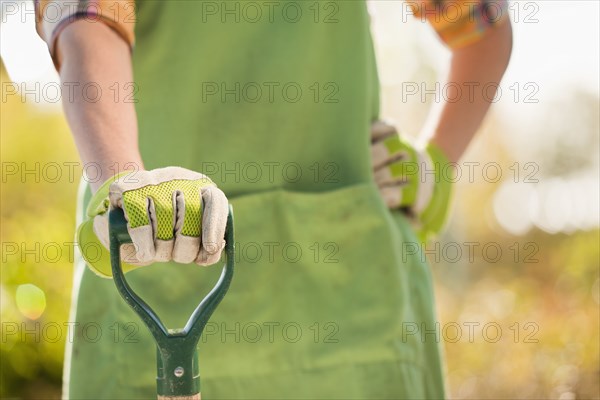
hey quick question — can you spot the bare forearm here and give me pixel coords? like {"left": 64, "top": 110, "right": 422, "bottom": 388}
{"left": 429, "top": 21, "right": 513, "bottom": 163}
{"left": 58, "top": 21, "right": 143, "bottom": 192}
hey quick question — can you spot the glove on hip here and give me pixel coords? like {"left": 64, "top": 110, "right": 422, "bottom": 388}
{"left": 371, "top": 120, "right": 453, "bottom": 240}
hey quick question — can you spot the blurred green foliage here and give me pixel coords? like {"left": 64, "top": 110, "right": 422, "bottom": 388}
{"left": 433, "top": 115, "right": 600, "bottom": 399}
{"left": 1, "top": 64, "right": 80, "bottom": 399}
{"left": 1, "top": 62, "right": 598, "bottom": 400}
{"left": 434, "top": 219, "right": 599, "bottom": 399}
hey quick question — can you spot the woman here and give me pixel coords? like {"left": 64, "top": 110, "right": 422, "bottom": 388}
{"left": 35, "top": 1, "right": 512, "bottom": 398}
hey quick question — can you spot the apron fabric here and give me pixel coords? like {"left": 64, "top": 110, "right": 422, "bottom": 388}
{"left": 64, "top": 1, "right": 445, "bottom": 398}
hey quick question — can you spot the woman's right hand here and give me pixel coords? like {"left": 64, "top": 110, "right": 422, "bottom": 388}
{"left": 78, "top": 166, "right": 229, "bottom": 277}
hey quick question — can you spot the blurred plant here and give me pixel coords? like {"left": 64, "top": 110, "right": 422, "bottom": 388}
{"left": 431, "top": 92, "right": 600, "bottom": 399}
{"left": 1, "top": 61, "right": 80, "bottom": 399}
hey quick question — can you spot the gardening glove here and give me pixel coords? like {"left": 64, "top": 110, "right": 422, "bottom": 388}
{"left": 77, "top": 166, "right": 229, "bottom": 278}
{"left": 371, "top": 120, "right": 453, "bottom": 241}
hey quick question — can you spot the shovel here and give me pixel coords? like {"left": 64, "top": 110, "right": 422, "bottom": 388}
{"left": 108, "top": 205, "right": 235, "bottom": 400}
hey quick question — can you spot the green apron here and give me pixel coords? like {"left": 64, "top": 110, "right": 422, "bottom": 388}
{"left": 64, "top": 1, "right": 445, "bottom": 398}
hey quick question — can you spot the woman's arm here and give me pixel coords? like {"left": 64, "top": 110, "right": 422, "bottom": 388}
{"left": 428, "top": 20, "right": 513, "bottom": 163}
{"left": 57, "top": 20, "right": 143, "bottom": 192}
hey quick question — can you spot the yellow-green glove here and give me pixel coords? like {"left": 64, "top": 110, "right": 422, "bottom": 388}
{"left": 371, "top": 120, "right": 453, "bottom": 241}
{"left": 77, "top": 166, "right": 229, "bottom": 278}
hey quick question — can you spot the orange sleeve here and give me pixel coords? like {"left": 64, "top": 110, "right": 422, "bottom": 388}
{"left": 408, "top": 0, "right": 509, "bottom": 48}
{"left": 34, "top": 0, "right": 135, "bottom": 68}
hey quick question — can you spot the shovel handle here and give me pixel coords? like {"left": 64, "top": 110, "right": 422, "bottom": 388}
{"left": 109, "top": 205, "right": 235, "bottom": 399}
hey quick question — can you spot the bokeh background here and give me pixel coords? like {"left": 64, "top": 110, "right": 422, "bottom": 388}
{"left": 1, "top": 0, "right": 599, "bottom": 399}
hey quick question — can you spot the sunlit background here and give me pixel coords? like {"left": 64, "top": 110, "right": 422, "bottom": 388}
{"left": 1, "top": 0, "right": 599, "bottom": 398}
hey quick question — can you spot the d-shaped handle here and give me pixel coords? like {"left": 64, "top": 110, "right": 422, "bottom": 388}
{"left": 109, "top": 206, "right": 235, "bottom": 399}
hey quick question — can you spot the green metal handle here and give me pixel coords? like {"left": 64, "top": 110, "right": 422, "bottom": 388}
{"left": 109, "top": 205, "right": 235, "bottom": 398}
